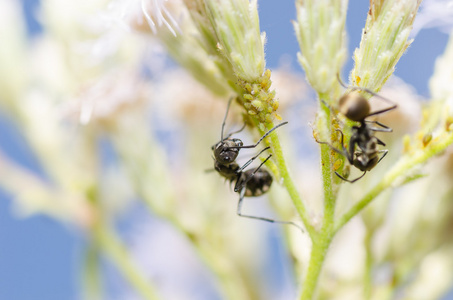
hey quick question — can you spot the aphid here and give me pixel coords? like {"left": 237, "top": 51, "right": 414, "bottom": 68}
{"left": 212, "top": 98, "right": 302, "bottom": 230}
{"left": 317, "top": 77, "right": 397, "bottom": 183}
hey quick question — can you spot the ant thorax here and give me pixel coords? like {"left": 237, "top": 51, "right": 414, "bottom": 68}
{"left": 213, "top": 138, "right": 243, "bottom": 165}
{"left": 353, "top": 122, "right": 374, "bottom": 147}
{"left": 214, "top": 160, "right": 240, "bottom": 181}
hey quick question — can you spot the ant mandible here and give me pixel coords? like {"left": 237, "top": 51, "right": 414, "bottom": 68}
{"left": 317, "top": 76, "right": 397, "bottom": 183}
{"left": 212, "top": 97, "right": 302, "bottom": 230}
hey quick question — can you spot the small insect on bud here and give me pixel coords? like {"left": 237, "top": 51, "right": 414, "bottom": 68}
{"left": 422, "top": 133, "right": 432, "bottom": 147}
{"left": 251, "top": 100, "right": 265, "bottom": 111}
{"left": 211, "top": 97, "right": 301, "bottom": 230}
{"left": 446, "top": 116, "right": 453, "bottom": 132}
{"left": 403, "top": 135, "right": 412, "bottom": 154}
{"left": 314, "top": 76, "right": 397, "bottom": 183}
{"left": 244, "top": 94, "right": 254, "bottom": 100}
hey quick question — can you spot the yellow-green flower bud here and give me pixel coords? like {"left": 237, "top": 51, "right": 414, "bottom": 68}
{"left": 351, "top": 0, "right": 422, "bottom": 91}
{"left": 293, "top": 0, "right": 348, "bottom": 95}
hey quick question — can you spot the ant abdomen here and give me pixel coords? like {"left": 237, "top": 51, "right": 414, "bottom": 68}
{"left": 353, "top": 151, "right": 379, "bottom": 172}
{"left": 236, "top": 169, "right": 273, "bottom": 196}
{"left": 339, "top": 92, "right": 370, "bottom": 122}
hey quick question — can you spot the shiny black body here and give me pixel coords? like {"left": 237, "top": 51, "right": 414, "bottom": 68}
{"left": 211, "top": 98, "right": 301, "bottom": 230}
{"left": 320, "top": 78, "right": 397, "bottom": 183}
{"left": 334, "top": 119, "right": 391, "bottom": 183}
{"left": 239, "top": 169, "right": 272, "bottom": 197}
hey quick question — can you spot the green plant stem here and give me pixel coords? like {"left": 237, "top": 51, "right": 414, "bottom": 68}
{"left": 82, "top": 244, "right": 103, "bottom": 300}
{"left": 364, "top": 230, "right": 373, "bottom": 299}
{"left": 299, "top": 100, "right": 337, "bottom": 300}
{"left": 94, "top": 225, "right": 161, "bottom": 300}
{"left": 319, "top": 102, "right": 336, "bottom": 223}
{"left": 268, "top": 123, "right": 315, "bottom": 236}
{"left": 335, "top": 132, "right": 453, "bottom": 232}
{"left": 299, "top": 230, "right": 333, "bottom": 300}
{"left": 193, "top": 242, "right": 254, "bottom": 300}
{"left": 113, "top": 126, "right": 255, "bottom": 300}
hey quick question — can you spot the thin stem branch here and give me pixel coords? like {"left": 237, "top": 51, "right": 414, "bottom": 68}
{"left": 364, "top": 230, "right": 374, "bottom": 299}
{"left": 299, "top": 97, "right": 338, "bottom": 300}
{"left": 267, "top": 123, "right": 315, "bottom": 236}
{"left": 193, "top": 242, "right": 254, "bottom": 300}
{"left": 95, "top": 225, "right": 161, "bottom": 300}
{"left": 299, "top": 231, "right": 333, "bottom": 300}
{"left": 82, "top": 243, "right": 103, "bottom": 300}
{"left": 319, "top": 102, "right": 336, "bottom": 223}
{"left": 334, "top": 132, "right": 453, "bottom": 232}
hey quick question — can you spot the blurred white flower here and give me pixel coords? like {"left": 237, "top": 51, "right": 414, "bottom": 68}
{"left": 141, "top": 0, "right": 183, "bottom": 36}
{"left": 63, "top": 70, "right": 150, "bottom": 126}
{"left": 411, "top": 0, "right": 453, "bottom": 37}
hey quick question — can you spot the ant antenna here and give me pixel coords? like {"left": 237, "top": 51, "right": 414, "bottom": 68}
{"left": 221, "top": 97, "right": 235, "bottom": 142}
{"left": 336, "top": 73, "right": 397, "bottom": 117}
{"left": 337, "top": 73, "right": 349, "bottom": 89}
{"left": 223, "top": 123, "right": 247, "bottom": 140}
{"left": 227, "top": 121, "right": 289, "bottom": 150}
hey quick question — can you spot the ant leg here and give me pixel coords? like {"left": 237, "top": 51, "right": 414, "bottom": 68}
{"left": 234, "top": 154, "right": 272, "bottom": 192}
{"left": 367, "top": 104, "right": 397, "bottom": 117}
{"left": 220, "top": 97, "right": 235, "bottom": 141}
{"left": 375, "top": 137, "right": 386, "bottom": 146}
{"left": 335, "top": 171, "right": 366, "bottom": 183}
{"left": 368, "top": 127, "right": 393, "bottom": 133}
{"left": 236, "top": 147, "right": 271, "bottom": 173}
{"left": 236, "top": 188, "right": 304, "bottom": 231}
{"left": 319, "top": 99, "right": 344, "bottom": 125}
{"left": 336, "top": 73, "right": 349, "bottom": 89}
{"left": 320, "top": 99, "right": 332, "bottom": 111}
{"left": 313, "top": 137, "right": 343, "bottom": 155}
{"left": 227, "top": 122, "right": 288, "bottom": 150}
{"left": 377, "top": 149, "right": 388, "bottom": 163}
{"left": 361, "top": 91, "right": 397, "bottom": 117}
{"left": 313, "top": 129, "right": 352, "bottom": 164}
{"left": 365, "top": 120, "right": 393, "bottom": 132}
{"left": 363, "top": 91, "right": 397, "bottom": 116}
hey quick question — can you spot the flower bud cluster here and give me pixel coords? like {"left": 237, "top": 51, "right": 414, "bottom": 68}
{"left": 351, "top": 0, "right": 422, "bottom": 91}
{"left": 239, "top": 69, "right": 280, "bottom": 131}
{"left": 145, "top": 0, "right": 282, "bottom": 128}
{"left": 293, "top": 0, "right": 348, "bottom": 95}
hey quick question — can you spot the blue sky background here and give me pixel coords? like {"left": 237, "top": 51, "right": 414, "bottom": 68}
{"left": 0, "top": 0, "right": 452, "bottom": 299}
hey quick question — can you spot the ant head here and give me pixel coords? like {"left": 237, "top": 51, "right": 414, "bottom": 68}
{"left": 338, "top": 91, "right": 370, "bottom": 122}
{"left": 213, "top": 138, "right": 243, "bottom": 165}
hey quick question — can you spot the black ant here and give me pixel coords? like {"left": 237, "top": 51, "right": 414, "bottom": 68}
{"left": 316, "top": 77, "right": 397, "bottom": 183}
{"left": 212, "top": 98, "right": 302, "bottom": 230}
